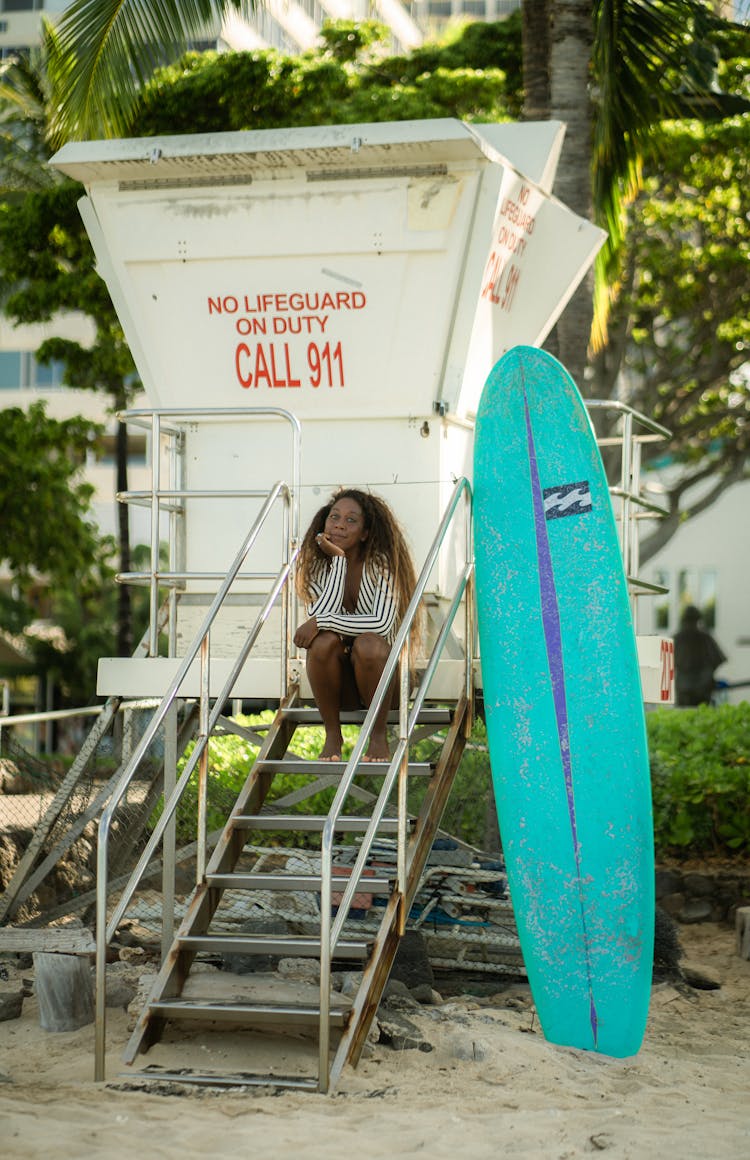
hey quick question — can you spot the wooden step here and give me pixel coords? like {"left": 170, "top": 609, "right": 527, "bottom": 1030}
{"left": 148, "top": 999, "right": 349, "bottom": 1027}
{"left": 0, "top": 927, "right": 95, "bottom": 954}
{"left": 206, "top": 872, "right": 391, "bottom": 893}
{"left": 125, "top": 1067, "right": 320, "bottom": 1091}
{"left": 177, "top": 934, "right": 370, "bottom": 959}
{"left": 256, "top": 758, "right": 433, "bottom": 776}
{"left": 232, "top": 813, "right": 405, "bottom": 833}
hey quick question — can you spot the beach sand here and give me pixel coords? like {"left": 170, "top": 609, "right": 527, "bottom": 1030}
{"left": 1, "top": 921, "right": 748, "bottom": 1159}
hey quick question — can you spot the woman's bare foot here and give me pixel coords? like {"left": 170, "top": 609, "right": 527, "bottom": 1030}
{"left": 320, "top": 732, "right": 343, "bottom": 761}
{"left": 363, "top": 734, "right": 390, "bottom": 763}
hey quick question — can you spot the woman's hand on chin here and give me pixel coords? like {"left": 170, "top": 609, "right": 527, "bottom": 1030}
{"left": 315, "top": 533, "right": 345, "bottom": 557}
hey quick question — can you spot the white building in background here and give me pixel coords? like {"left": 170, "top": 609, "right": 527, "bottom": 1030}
{"left": 0, "top": 0, "right": 521, "bottom": 59}
{"left": 639, "top": 480, "right": 750, "bottom": 706}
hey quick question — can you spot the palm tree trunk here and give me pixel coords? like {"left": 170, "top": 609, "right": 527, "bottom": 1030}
{"left": 548, "top": 0, "right": 595, "bottom": 391}
{"left": 522, "top": 0, "right": 551, "bottom": 121}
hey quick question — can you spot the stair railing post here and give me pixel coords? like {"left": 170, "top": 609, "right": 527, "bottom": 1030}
{"left": 463, "top": 485, "right": 475, "bottom": 733}
{"left": 318, "top": 835, "right": 332, "bottom": 1092}
{"left": 149, "top": 412, "right": 161, "bottom": 656}
{"left": 280, "top": 489, "right": 295, "bottom": 698}
{"left": 397, "top": 637, "right": 410, "bottom": 934}
{"left": 95, "top": 805, "right": 115, "bottom": 1082}
{"left": 629, "top": 436, "right": 643, "bottom": 629}
{"left": 619, "top": 410, "right": 634, "bottom": 578}
{"left": 197, "top": 632, "right": 210, "bottom": 884}
{"left": 161, "top": 700, "right": 178, "bottom": 960}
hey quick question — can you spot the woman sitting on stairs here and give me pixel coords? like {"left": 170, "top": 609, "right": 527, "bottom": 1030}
{"left": 294, "top": 488, "right": 419, "bottom": 763}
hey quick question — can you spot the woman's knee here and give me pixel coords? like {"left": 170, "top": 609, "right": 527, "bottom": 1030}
{"left": 351, "top": 633, "right": 389, "bottom": 668}
{"left": 307, "top": 630, "right": 347, "bottom": 666}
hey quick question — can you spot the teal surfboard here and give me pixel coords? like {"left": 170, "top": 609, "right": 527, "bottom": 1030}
{"left": 473, "top": 345, "right": 654, "bottom": 1057}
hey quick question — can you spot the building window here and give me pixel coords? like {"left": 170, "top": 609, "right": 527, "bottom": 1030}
{"left": 0, "top": 350, "right": 66, "bottom": 389}
{"left": 30, "top": 356, "right": 66, "bottom": 389}
{"left": 0, "top": 350, "right": 22, "bottom": 389}
{"left": 653, "top": 569, "right": 718, "bottom": 631}
{"left": 679, "top": 568, "right": 717, "bottom": 625}
{"left": 0, "top": 47, "right": 30, "bottom": 61}
{"left": 94, "top": 432, "right": 148, "bottom": 467}
{"left": 698, "top": 570, "right": 717, "bottom": 629}
{"left": 677, "top": 568, "right": 698, "bottom": 619}
{"left": 654, "top": 570, "right": 670, "bottom": 630}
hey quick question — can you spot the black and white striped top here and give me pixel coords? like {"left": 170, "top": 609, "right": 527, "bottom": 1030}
{"left": 306, "top": 556, "right": 398, "bottom": 643}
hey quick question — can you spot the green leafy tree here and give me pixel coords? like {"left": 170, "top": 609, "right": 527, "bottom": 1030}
{"left": 130, "top": 24, "right": 513, "bottom": 136}
{"left": 591, "top": 1, "right": 749, "bottom": 346}
{"left": 0, "top": 402, "right": 102, "bottom": 632}
{"left": 26, "top": 541, "right": 117, "bottom": 707}
{"left": 523, "top": 0, "right": 749, "bottom": 386}
{"left": 355, "top": 15, "right": 523, "bottom": 115}
{"left": 0, "top": 181, "right": 140, "bottom": 655}
{"left": 0, "top": 43, "right": 143, "bottom": 656}
{"left": 597, "top": 111, "right": 749, "bottom": 562}
{"left": 520, "top": 2, "right": 749, "bottom": 538}
{"left": 28, "top": 542, "right": 157, "bottom": 707}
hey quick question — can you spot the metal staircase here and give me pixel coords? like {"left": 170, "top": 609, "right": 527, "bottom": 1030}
{"left": 122, "top": 693, "right": 470, "bottom": 1092}
{"left": 90, "top": 452, "right": 475, "bottom": 1093}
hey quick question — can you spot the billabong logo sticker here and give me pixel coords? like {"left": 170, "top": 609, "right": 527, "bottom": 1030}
{"left": 543, "top": 481, "right": 592, "bottom": 520}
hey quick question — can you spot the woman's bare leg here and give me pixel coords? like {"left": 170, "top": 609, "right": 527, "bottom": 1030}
{"left": 306, "top": 631, "right": 357, "bottom": 759}
{"left": 351, "top": 634, "right": 397, "bottom": 761}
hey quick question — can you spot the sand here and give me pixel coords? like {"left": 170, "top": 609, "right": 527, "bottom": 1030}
{"left": 1, "top": 921, "right": 748, "bottom": 1159}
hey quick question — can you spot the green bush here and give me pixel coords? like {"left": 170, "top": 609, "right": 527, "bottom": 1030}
{"left": 647, "top": 702, "right": 750, "bottom": 858}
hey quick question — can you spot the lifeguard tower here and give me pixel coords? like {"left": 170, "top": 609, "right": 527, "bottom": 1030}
{"left": 45, "top": 119, "right": 663, "bottom": 1092}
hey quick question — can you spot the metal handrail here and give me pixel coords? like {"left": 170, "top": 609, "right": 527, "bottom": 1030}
{"left": 94, "top": 480, "right": 294, "bottom": 1081}
{"left": 0, "top": 701, "right": 156, "bottom": 729}
{"left": 317, "top": 476, "right": 473, "bottom": 1091}
{"left": 585, "top": 398, "right": 671, "bottom": 623}
{"left": 586, "top": 398, "right": 671, "bottom": 440}
{"left": 116, "top": 406, "right": 301, "bottom": 655}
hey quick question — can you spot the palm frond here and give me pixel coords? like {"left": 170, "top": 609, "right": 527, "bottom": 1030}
{"left": 0, "top": 43, "right": 60, "bottom": 195}
{"left": 0, "top": 49, "right": 49, "bottom": 126}
{"left": 591, "top": 0, "right": 737, "bottom": 347}
{"left": 51, "top": 0, "right": 254, "bottom": 143}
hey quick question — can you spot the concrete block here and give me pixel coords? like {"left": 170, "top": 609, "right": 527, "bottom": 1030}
{"left": 735, "top": 906, "right": 750, "bottom": 960}
{"left": 33, "top": 951, "right": 94, "bottom": 1032}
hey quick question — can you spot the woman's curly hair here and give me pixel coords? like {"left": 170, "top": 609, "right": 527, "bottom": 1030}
{"left": 296, "top": 488, "right": 421, "bottom": 643}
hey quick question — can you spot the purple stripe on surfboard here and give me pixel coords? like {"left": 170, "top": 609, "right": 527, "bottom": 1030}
{"left": 522, "top": 378, "right": 599, "bottom": 1048}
